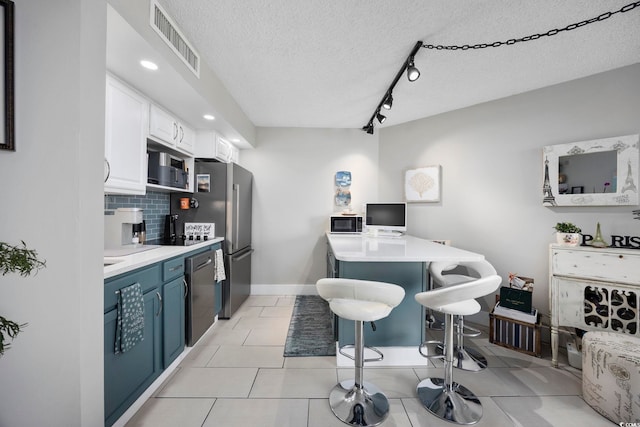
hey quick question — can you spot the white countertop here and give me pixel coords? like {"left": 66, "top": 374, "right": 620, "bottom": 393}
{"left": 326, "top": 233, "right": 484, "bottom": 263}
{"left": 104, "top": 237, "right": 224, "bottom": 279}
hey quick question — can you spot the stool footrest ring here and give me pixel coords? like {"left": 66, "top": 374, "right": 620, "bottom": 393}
{"left": 339, "top": 344, "right": 384, "bottom": 363}
{"left": 418, "top": 340, "right": 444, "bottom": 359}
{"left": 458, "top": 324, "right": 482, "bottom": 338}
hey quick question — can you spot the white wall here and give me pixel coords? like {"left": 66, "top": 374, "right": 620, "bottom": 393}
{"left": 0, "top": 1, "right": 105, "bottom": 426}
{"left": 378, "top": 63, "right": 640, "bottom": 318}
{"left": 241, "top": 127, "right": 379, "bottom": 291}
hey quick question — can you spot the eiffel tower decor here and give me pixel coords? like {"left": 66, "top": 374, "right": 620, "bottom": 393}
{"left": 621, "top": 159, "right": 638, "bottom": 193}
{"left": 542, "top": 157, "right": 557, "bottom": 206}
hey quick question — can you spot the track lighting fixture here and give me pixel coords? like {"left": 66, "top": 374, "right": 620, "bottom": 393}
{"left": 362, "top": 40, "right": 423, "bottom": 135}
{"left": 361, "top": 2, "right": 640, "bottom": 135}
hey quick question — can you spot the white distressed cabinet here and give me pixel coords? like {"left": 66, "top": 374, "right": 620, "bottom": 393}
{"left": 549, "top": 244, "right": 640, "bottom": 367}
{"left": 104, "top": 75, "right": 148, "bottom": 195}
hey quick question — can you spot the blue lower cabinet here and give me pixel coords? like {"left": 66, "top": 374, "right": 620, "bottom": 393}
{"left": 335, "top": 260, "right": 426, "bottom": 347}
{"left": 104, "top": 244, "right": 221, "bottom": 425}
{"left": 104, "top": 288, "right": 162, "bottom": 427}
{"left": 163, "top": 276, "right": 186, "bottom": 368}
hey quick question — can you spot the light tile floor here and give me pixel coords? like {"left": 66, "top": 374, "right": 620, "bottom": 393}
{"left": 125, "top": 295, "right": 613, "bottom": 427}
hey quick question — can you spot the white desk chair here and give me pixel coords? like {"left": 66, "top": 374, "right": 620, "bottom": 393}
{"left": 316, "top": 278, "right": 405, "bottom": 427}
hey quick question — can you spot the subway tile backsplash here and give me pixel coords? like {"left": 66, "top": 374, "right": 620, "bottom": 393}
{"left": 105, "top": 191, "right": 169, "bottom": 242}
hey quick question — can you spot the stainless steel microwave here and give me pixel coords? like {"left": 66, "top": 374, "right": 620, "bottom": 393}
{"left": 330, "top": 215, "right": 363, "bottom": 233}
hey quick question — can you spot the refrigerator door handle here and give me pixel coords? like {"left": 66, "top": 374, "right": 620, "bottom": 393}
{"left": 232, "top": 248, "right": 254, "bottom": 262}
{"left": 233, "top": 183, "right": 240, "bottom": 251}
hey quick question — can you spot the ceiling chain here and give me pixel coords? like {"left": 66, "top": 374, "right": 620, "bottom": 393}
{"left": 423, "top": 1, "right": 640, "bottom": 51}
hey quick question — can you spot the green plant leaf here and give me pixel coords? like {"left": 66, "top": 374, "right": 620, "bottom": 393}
{"left": 553, "top": 222, "right": 581, "bottom": 233}
{"left": 0, "top": 241, "right": 45, "bottom": 356}
{"left": 0, "top": 241, "right": 46, "bottom": 277}
{"left": 0, "top": 316, "right": 27, "bottom": 356}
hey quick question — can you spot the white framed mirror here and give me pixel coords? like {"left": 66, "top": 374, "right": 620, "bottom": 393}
{"left": 542, "top": 134, "right": 640, "bottom": 206}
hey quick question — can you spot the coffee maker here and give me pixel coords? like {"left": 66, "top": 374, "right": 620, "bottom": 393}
{"left": 104, "top": 208, "right": 144, "bottom": 248}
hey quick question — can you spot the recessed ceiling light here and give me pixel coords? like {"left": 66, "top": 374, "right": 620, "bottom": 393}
{"left": 203, "top": 114, "right": 215, "bottom": 121}
{"left": 230, "top": 138, "right": 240, "bottom": 143}
{"left": 140, "top": 60, "right": 158, "bottom": 71}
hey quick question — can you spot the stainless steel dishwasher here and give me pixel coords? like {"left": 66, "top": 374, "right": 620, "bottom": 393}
{"left": 185, "top": 249, "right": 216, "bottom": 346}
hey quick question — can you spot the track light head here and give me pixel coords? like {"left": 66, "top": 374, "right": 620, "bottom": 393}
{"left": 406, "top": 58, "right": 420, "bottom": 82}
{"left": 382, "top": 93, "right": 393, "bottom": 110}
{"left": 362, "top": 122, "right": 374, "bottom": 134}
{"left": 376, "top": 112, "right": 386, "bottom": 124}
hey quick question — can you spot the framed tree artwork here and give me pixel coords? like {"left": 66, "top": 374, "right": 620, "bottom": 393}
{"left": 0, "top": 0, "right": 14, "bottom": 151}
{"left": 405, "top": 165, "right": 441, "bottom": 202}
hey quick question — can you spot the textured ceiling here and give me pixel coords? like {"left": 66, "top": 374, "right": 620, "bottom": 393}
{"left": 158, "top": 0, "right": 640, "bottom": 131}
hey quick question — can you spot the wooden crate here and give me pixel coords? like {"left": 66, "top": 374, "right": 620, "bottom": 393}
{"left": 489, "top": 313, "right": 541, "bottom": 357}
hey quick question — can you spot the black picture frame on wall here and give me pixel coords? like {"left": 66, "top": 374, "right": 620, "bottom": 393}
{"left": 0, "top": 0, "right": 14, "bottom": 151}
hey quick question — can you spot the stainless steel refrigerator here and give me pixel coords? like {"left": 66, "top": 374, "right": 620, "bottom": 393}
{"left": 171, "top": 160, "right": 253, "bottom": 318}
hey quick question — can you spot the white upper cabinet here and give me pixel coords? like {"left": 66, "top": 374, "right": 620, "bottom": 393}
{"left": 177, "top": 123, "right": 194, "bottom": 154}
{"left": 230, "top": 144, "right": 240, "bottom": 164}
{"left": 104, "top": 75, "right": 148, "bottom": 195}
{"left": 215, "top": 136, "right": 233, "bottom": 163}
{"left": 149, "top": 104, "right": 194, "bottom": 155}
{"left": 195, "top": 131, "right": 238, "bottom": 163}
{"left": 149, "top": 104, "right": 176, "bottom": 144}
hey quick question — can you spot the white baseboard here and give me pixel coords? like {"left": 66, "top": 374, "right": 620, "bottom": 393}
{"left": 251, "top": 284, "right": 317, "bottom": 295}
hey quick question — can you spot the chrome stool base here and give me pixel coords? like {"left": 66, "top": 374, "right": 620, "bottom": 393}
{"left": 454, "top": 345, "right": 488, "bottom": 372}
{"left": 329, "top": 380, "right": 390, "bottom": 427}
{"left": 416, "top": 377, "right": 482, "bottom": 425}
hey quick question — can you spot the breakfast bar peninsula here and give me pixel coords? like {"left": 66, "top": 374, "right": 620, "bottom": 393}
{"left": 326, "top": 233, "right": 484, "bottom": 365}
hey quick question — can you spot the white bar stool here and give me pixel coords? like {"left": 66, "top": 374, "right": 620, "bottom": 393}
{"left": 430, "top": 260, "right": 498, "bottom": 372}
{"left": 424, "top": 240, "right": 452, "bottom": 331}
{"left": 414, "top": 265, "right": 501, "bottom": 425}
{"left": 316, "top": 278, "right": 405, "bottom": 427}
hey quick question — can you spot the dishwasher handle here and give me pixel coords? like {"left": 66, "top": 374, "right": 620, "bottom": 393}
{"left": 194, "top": 257, "right": 213, "bottom": 272}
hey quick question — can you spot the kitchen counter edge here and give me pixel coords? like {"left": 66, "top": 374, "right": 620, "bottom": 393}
{"left": 104, "top": 237, "right": 224, "bottom": 280}
{"left": 326, "top": 232, "right": 484, "bottom": 263}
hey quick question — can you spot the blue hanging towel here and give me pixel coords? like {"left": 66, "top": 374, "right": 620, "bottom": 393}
{"left": 115, "top": 282, "right": 145, "bottom": 353}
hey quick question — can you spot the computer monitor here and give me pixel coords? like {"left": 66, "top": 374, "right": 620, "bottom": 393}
{"left": 364, "top": 202, "right": 407, "bottom": 234}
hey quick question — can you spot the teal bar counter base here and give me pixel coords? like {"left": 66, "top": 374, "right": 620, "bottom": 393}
{"left": 326, "top": 233, "right": 484, "bottom": 350}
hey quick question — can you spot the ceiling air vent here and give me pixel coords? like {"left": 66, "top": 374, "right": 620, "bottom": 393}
{"left": 149, "top": 0, "right": 200, "bottom": 78}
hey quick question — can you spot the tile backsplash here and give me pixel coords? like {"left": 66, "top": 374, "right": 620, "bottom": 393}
{"left": 105, "top": 191, "right": 169, "bottom": 242}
